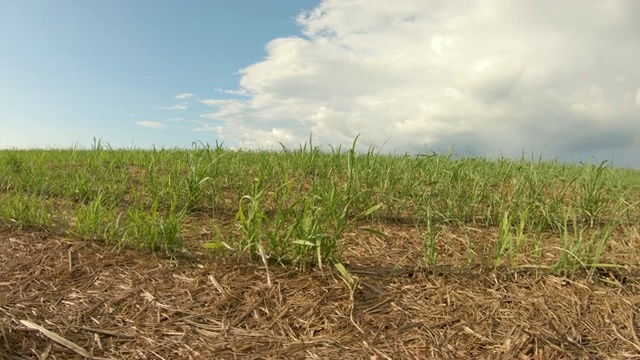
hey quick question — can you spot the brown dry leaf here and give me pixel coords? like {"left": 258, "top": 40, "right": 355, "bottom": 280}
{"left": 2, "top": 227, "right": 640, "bottom": 359}
{"left": 20, "top": 320, "right": 94, "bottom": 359}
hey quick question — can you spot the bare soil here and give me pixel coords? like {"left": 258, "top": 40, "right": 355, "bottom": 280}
{"left": 2, "top": 227, "right": 640, "bottom": 359}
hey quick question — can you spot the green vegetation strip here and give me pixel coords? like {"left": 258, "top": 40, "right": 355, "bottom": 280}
{"left": 1, "top": 138, "right": 638, "bottom": 276}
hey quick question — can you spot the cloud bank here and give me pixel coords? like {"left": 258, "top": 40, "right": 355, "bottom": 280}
{"left": 200, "top": 0, "right": 640, "bottom": 166}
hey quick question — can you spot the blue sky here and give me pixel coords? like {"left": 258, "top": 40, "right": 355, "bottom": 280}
{"left": 2, "top": 0, "right": 640, "bottom": 167}
{"left": 0, "top": 0, "right": 319, "bottom": 148}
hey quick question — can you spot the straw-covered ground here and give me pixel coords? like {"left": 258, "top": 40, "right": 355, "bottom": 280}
{"left": 2, "top": 226, "right": 640, "bottom": 359}
{"left": 1, "top": 142, "right": 640, "bottom": 358}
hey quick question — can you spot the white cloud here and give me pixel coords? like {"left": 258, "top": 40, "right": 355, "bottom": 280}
{"left": 215, "top": 88, "right": 249, "bottom": 96}
{"left": 157, "top": 102, "right": 189, "bottom": 110}
{"left": 136, "top": 121, "right": 166, "bottom": 130}
{"left": 162, "top": 117, "right": 220, "bottom": 132}
{"left": 222, "top": 128, "right": 296, "bottom": 149}
{"left": 193, "top": 122, "right": 222, "bottom": 132}
{"left": 175, "top": 93, "right": 195, "bottom": 99}
{"left": 201, "top": 0, "right": 640, "bottom": 166}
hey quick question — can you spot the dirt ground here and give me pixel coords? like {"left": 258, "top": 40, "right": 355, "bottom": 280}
{"left": 2, "top": 227, "right": 640, "bottom": 359}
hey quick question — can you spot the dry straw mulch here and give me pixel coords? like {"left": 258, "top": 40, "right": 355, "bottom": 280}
{"left": 1, "top": 229, "right": 640, "bottom": 359}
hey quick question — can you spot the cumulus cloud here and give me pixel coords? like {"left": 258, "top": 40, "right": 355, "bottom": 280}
{"left": 200, "top": 0, "right": 640, "bottom": 166}
{"left": 214, "top": 88, "right": 249, "bottom": 96}
{"left": 157, "top": 102, "right": 189, "bottom": 110}
{"left": 136, "top": 121, "right": 166, "bottom": 130}
{"left": 175, "top": 93, "right": 195, "bottom": 99}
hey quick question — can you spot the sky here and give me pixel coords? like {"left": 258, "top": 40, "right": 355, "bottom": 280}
{"left": 1, "top": 0, "right": 639, "bottom": 167}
